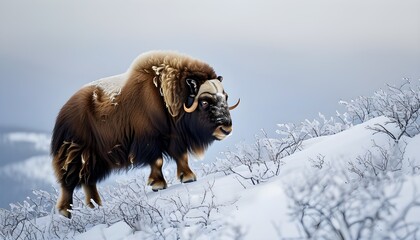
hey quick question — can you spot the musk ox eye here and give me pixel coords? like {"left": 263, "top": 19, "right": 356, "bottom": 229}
{"left": 200, "top": 100, "right": 209, "bottom": 109}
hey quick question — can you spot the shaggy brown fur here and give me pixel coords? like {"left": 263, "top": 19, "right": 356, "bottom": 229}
{"left": 51, "top": 51, "right": 235, "bottom": 218}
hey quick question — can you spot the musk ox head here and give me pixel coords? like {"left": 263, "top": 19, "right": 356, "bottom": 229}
{"left": 183, "top": 77, "right": 240, "bottom": 140}
{"left": 150, "top": 53, "right": 240, "bottom": 143}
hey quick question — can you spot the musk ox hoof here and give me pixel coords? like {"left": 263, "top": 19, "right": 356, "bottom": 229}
{"left": 86, "top": 200, "right": 101, "bottom": 209}
{"left": 147, "top": 178, "right": 168, "bottom": 192}
{"left": 180, "top": 172, "right": 197, "bottom": 183}
{"left": 59, "top": 209, "right": 71, "bottom": 219}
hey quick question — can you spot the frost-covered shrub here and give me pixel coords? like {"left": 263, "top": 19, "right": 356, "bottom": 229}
{"left": 221, "top": 138, "right": 282, "bottom": 186}
{"left": 286, "top": 167, "right": 420, "bottom": 240}
{"left": 339, "top": 95, "right": 377, "bottom": 124}
{"left": 210, "top": 112, "right": 350, "bottom": 186}
{"left": 348, "top": 140, "right": 409, "bottom": 179}
{"left": 369, "top": 81, "right": 420, "bottom": 141}
{"left": 213, "top": 125, "right": 306, "bottom": 186}
{"left": 0, "top": 175, "right": 232, "bottom": 240}
{"left": 300, "top": 113, "right": 351, "bottom": 138}
{"left": 283, "top": 80, "right": 420, "bottom": 239}
{"left": 340, "top": 79, "right": 420, "bottom": 141}
{"left": 0, "top": 190, "right": 57, "bottom": 240}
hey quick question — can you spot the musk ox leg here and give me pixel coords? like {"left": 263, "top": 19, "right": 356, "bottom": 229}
{"left": 56, "top": 184, "right": 76, "bottom": 218}
{"left": 53, "top": 141, "right": 84, "bottom": 218}
{"left": 147, "top": 157, "right": 167, "bottom": 192}
{"left": 176, "top": 153, "right": 197, "bottom": 183}
{"left": 82, "top": 184, "right": 102, "bottom": 208}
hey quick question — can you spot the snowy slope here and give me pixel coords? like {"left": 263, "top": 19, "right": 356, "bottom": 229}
{"left": 3, "top": 115, "right": 418, "bottom": 240}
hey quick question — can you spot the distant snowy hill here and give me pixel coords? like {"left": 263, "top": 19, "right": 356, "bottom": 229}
{"left": 0, "top": 128, "right": 54, "bottom": 208}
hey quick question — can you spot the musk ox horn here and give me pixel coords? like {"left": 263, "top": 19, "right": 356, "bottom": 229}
{"left": 184, "top": 100, "right": 199, "bottom": 113}
{"left": 183, "top": 79, "right": 218, "bottom": 113}
{"left": 229, "top": 98, "right": 240, "bottom": 110}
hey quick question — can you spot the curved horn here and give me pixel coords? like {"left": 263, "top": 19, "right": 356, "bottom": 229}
{"left": 229, "top": 98, "right": 240, "bottom": 111}
{"left": 183, "top": 100, "right": 199, "bottom": 113}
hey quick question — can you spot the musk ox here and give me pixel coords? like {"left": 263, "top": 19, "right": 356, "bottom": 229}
{"left": 51, "top": 51, "right": 239, "bottom": 217}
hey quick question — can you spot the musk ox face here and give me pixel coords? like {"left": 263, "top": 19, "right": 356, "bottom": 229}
{"left": 184, "top": 78, "right": 240, "bottom": 141}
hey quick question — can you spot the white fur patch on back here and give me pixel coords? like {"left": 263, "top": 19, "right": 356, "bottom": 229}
{"left": 85, "top": 73, "right": 128, "bottom": 100}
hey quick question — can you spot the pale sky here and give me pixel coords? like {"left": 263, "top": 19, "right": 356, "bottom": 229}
{"left": 1, "top": 0, "right": 419, "bottom": 159}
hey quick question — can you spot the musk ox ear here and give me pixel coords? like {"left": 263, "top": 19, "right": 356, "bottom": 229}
{"left": 185, "top": 79, "right": 198, "bottom": 109}
{"left": 186, "top": 79, "right": 198, "bottom": 97}
{"left": 217, "top": 76, "right": 223, "bottom": 82}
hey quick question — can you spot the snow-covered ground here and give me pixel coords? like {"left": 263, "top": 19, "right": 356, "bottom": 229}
{"left": 2, "top": 81, "right": 420, "bottom": 239}
{"left": 2, "top": 115, "right": 419, "bottom": 239}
